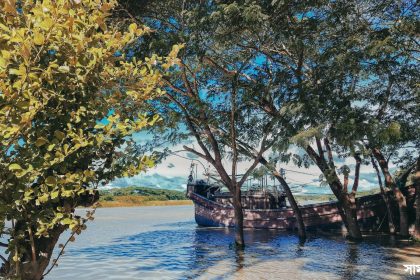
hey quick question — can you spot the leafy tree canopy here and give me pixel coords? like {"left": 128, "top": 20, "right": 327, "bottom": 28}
{"left": 0, "top": 0, "right": 179, "bottom": 278}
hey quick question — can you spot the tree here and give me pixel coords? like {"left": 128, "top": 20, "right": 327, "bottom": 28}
{"left": 119, "top": 0, "right": 416, "bottom": 241}
{"left": 198, "top": 0, "right": 418, "bottom": 240}
{"left": 354, "top": 0, "right": 419, "bottom": 237}
{"left": 0, "top": 0, "right": 175, "bottom": 278}
{"left": 184, "top": 0, "right": 365, "bottom": 239}
{"left": 121, "top": 0, "right": 311, "bottom": 242}
{"left": 116, "top": 0, "right": 292, "bottom": 246}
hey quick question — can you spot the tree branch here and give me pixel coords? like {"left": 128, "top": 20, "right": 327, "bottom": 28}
{"left": 305, "top": 145, "right": 323, "bottom": 170}
{"left": 371, "top": 155, "right": 384, "bottom": 190}
{"left": 352, "top": 154, "right": 361, "bottom": 194}
{"left": 179, "top": 61, "right": 196, "bottom": 97}
{"left": 324, "top": 138, "right": 335, "bottom": 168}
{"left": 182, "top": 145, "right": 210, "bottom": 162}
{"left": 315, "top": 136, "right": 325, "bottom": 163}
{"left": 202, "top": 55, "right": 257, "bottom": 83}
{"left": 230, "top": 80, "right": 238, "bottom": 185}
{"left": 42, "top": 229, "right": 78, "bottom": 278}
{"left": 0, "top": 254, "right": 7, "bottom": 264}
{"left": 376, "top": 76, "right": 393, "bottom": 120}
{"left": 164, "top": 78, "right": 231, "bottom": 188}
{"left": 162, "top": 77, "right": 189, "bottom": 96}
{"left": 343, "top": 173, "right": 349, "bottom": 194}
{"left": 164, "top": 91, "right": 215, "bottom": 163}
{"left": 238, "top": 133, "right": 270, "bottom": 187}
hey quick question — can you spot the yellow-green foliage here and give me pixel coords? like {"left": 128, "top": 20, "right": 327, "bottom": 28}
{"left": 0, "top": 0, "right": 180, "bottom": 271}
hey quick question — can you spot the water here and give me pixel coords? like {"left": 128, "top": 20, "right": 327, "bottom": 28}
{"left": 44, "top": 206, "right": 419, "bottom": 280}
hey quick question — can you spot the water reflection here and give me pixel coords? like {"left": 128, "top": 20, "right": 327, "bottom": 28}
{"left": 67, "top": 225, "right": 418, "bottom": 279}
{"left": 342, "top": 243, "right": 358, "bottom": 280}
{"left": 47, "top": 207, "right": 420, "bottom": 280}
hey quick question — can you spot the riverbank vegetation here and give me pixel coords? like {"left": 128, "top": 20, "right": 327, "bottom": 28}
{"left": 98, "top": 197, "right": 192, "bottom": 207}
{"left": 97, "top": 187, "right": 378, "bottom": 208}
{"left": 98, "top": 187, "right": 191, "bottom": 207}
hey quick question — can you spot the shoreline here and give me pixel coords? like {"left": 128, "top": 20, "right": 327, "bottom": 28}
{"left": 97, "top": 199, "right": 193, "bottom": 208}
{"left": 97, "top": 190, "right": 380, "bottom": 208}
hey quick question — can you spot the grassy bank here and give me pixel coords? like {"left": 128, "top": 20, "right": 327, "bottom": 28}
{"left": 98, "top": 196, "right": 192, "bottom": 207}
{"left": 98, "top": 186, "right": 192, "bottom": 208}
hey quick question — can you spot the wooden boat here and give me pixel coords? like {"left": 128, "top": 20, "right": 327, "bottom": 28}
{"left": 186, "top": 180, "right": 417, "bottom": 232}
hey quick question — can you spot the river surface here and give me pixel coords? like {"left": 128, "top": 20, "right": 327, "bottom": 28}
{"left": 44, "top": 205, "right": 419, "bottom": 280}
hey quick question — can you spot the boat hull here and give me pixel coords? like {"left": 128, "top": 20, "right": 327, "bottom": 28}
{"left": 189, "top": 189, "right": 416, "bottom": 232}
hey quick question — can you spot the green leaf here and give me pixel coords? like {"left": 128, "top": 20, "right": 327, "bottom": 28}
{"left": 35, "top": 137, "right": 48, "bottom": 147}
{"left": 37, "top": 193, "right": 49, "bottom": 203}
{"left": 33, "top": 31, "right": 45, "bottom": 45}
{"left": 61, "top": 218, "right": 73, "bottom": 225}
{"left": 129, "top": 23, "right": 137, "bottom": 33}
{"left": 45, "top": 176, "right": 57, "bottom": 186}
{"left": 54, "top": 130, "right": 66, "bottom": 141}
{"left": 9, "top": 163, "right": 22, "bottom": 171}
{"left": 58, "top": 65, "right": 70, "bottom": 73}
{"left": 16, "top": 100, "right": 30, "bottom": 109}
{"left": 51, "top": 191, "right": 59, "bottom": 199}
{"left": 39, "top": 18, "right": 54, "bottom": 30}
{"left": 47, "top": 143, "right": 55, "bottom": 151}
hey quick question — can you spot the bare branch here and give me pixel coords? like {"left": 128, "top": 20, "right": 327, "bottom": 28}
{"left": 182, "top": 145, "right": 209, "bottom": 162}
{"left": 164, "top": 91, "right": 215, "bottom": 163}
{"left": 202, "top": 56, "right": 236, "bottom": 77}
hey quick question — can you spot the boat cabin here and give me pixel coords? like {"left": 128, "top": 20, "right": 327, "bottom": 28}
{"left": 187, "top": 180, "right": 287, "bottom": 210}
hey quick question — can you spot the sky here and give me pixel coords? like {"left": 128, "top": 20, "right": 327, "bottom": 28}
{"left": 106, "top": 133, "right": 395, "bottom": 195}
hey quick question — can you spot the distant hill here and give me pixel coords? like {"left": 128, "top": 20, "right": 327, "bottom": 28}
{"left": 107, "top": 174, "right": 187, "bottom": 191}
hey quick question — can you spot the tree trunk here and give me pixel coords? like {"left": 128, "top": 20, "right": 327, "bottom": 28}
{"left": 232, "top": 186, "right": 245, "bottom": 247}
{"left": 5, "top": 226, "right": 64, "bottom": 280}
{"left": 327, "top": 178, "right": 362, "bottom": 240}
{"left": 274, "top": 172, "right": 306, "bottom": 239}
{"left": 304, "top": 144, "right": 349, "bottom": 232}
{"left": 259, "top": 158, "right": 306, "bottom": 239}
{"left": 414, "top": 157, "right": 420, "bottom": 240}
{"left": 1, "top": 192, "right": 98, "bottom": 280}
{"left": 371, "top": 156, "right": 396, "bottom": 234}
{"left": 372, "top": 148, "right": 409, "bottom": 237}
{"left": 340, "top": 193, "right": 363, "bottom": 240}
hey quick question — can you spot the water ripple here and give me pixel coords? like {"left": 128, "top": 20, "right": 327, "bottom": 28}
{"left": 47, "top": 206, "right": 420, "bottom": 280}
